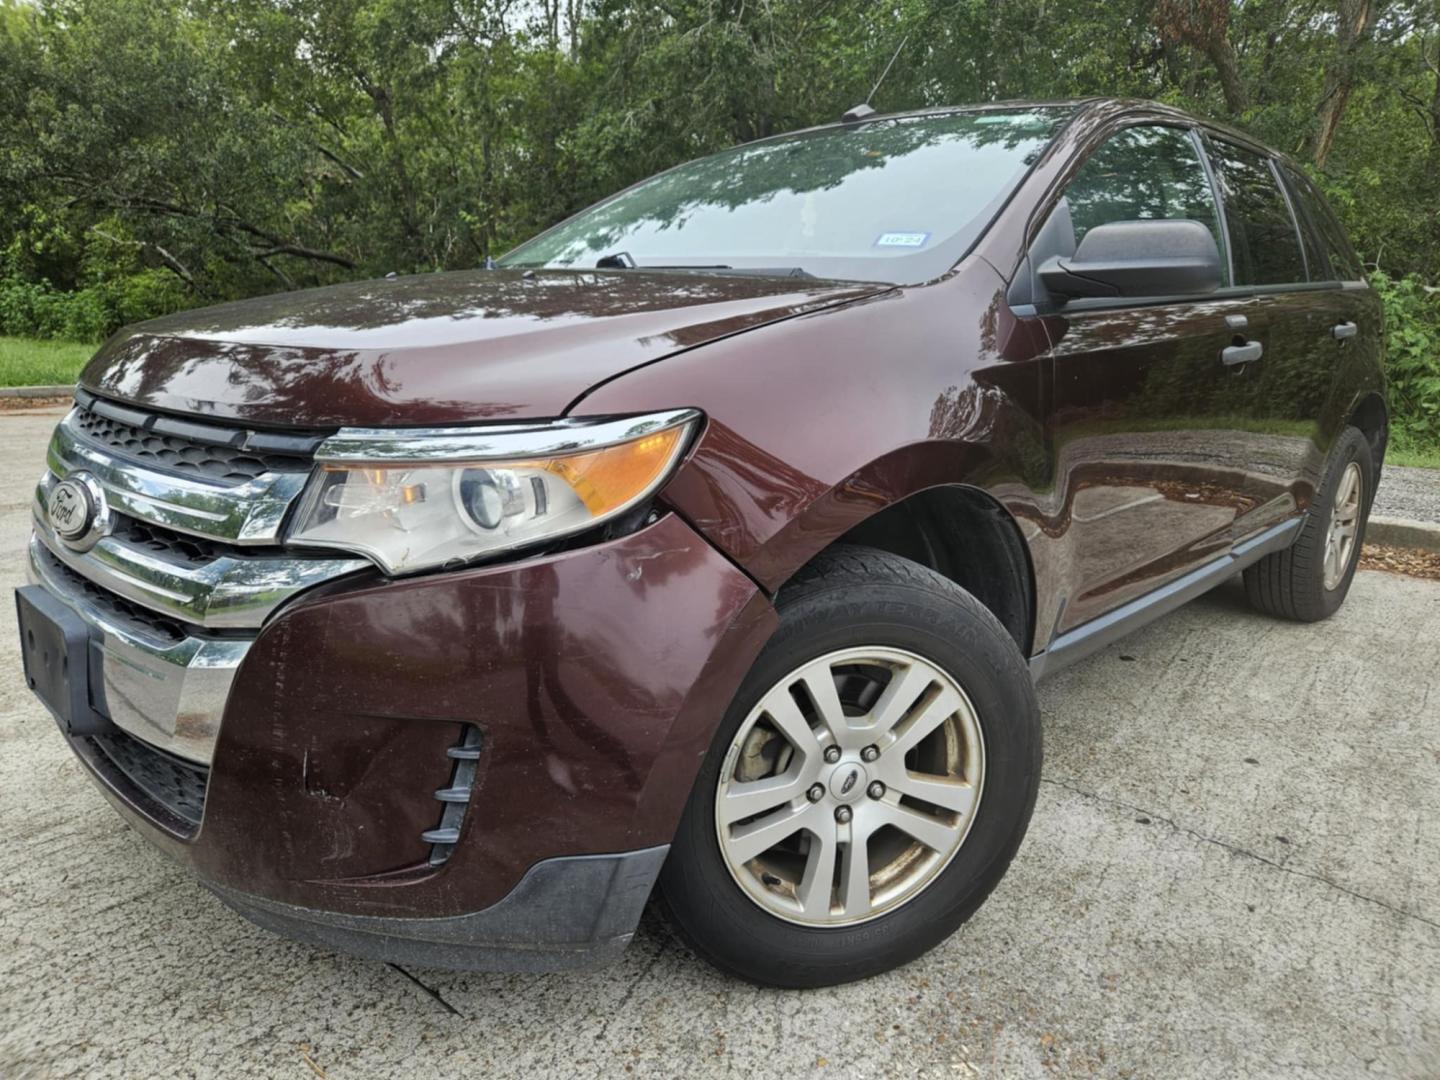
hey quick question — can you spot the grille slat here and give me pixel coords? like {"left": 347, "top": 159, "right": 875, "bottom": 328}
{"left": 34, "top": 542, "right": 189, "bottom": 644}
{"left": 71, "top": 404, "right": 312, "bottom": 485}
{"left": 112, "top": 516, "right": 225, "bottom": 568}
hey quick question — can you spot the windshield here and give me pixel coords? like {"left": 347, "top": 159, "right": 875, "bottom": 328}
{"left": 499, "top": 107, "right": 1072, "bottom": 285}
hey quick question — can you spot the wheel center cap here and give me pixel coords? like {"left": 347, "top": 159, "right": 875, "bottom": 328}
{"left": 828, "top": 762, "right": 869, "bottom": 803}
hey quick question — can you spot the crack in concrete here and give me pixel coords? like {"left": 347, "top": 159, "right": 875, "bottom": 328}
{"left": 387, "top": 963, "right": 463, "bottom": 1018}
{"left": 1041, "top": 774, "right": 1440, "bottom": 933}
{"left": 88, "top": 881, "right": 171, "bottom": 918}
{"left": 594, "top": 943, "right": 664, "bottom": 1044}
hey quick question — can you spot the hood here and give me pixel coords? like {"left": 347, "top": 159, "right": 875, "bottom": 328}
{"left": 79, "top": 269, "right": 887, "bottom": 428}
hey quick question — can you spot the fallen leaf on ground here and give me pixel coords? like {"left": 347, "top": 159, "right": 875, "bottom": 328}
{"left": 1361, "top": 543, "right": 1440, "bottom": 581}
{"left": 0, "top": 396, "right": 70, "bottom": 412}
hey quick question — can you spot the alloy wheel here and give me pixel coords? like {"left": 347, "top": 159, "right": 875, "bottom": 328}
{"left": 714, "top": 647, "right": 985, "bottom": 926}
{"left": 1323, "top": 461, "right": 1363, "bottom": 591}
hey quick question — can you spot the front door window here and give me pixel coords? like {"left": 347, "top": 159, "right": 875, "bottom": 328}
{"left": 1063, "top": 124, "right": 1228, "bottom": 285}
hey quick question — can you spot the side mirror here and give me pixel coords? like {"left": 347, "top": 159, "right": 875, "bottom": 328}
{"left": 1038, "top": 219, "right": 1222, "bottom": 300}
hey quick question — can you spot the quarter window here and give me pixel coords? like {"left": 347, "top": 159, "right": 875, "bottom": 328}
{"left": 1062, "top": 125, "right": 1227, "bottom": 285}
{"left": 1278, "top": 164, "right": 1362, "bottom": 281}
{"left": 1207, "top": 141, "right": 1306, "bottom": 286}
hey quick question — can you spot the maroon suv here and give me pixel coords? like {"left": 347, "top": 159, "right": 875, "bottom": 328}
{"left": 17, "top": 99, "right": 1384, "bottom": 987}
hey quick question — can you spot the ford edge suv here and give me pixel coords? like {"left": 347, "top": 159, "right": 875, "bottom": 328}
{"left": 15, "top": 98, "right": 1385, "bottom": 988}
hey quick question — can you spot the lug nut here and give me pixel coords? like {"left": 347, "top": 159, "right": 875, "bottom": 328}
{"left": 824, "top": 746, "right": 842, "bottom": 764}
{"left": 867, "top": 781, "right": 886, "bottom": 800}
{"left": 834, "top": 805, "right": 853, "bottom": 824}
{"left": 861, "top": 745, "right": 879, "bottom": 762}
{"left": 807, "top": 783, "right": 825, "bottom": 803}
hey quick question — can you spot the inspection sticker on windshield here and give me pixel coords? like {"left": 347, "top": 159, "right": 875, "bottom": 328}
{"left": 874, "top": 231, "right": 930, "bottom": 249}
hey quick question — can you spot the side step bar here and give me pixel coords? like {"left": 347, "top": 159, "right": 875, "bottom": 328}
{"left": 1029, "top": 518, "right": 1302, "bottom": 681}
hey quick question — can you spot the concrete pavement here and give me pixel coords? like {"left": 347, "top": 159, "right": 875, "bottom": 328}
{"left": 1, "top": 407, "right": 1437, "bottom": 1079}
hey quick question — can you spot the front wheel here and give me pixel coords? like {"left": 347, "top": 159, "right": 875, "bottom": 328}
{"left": 658, "top": 546, "right": 1041, "bottom": 988}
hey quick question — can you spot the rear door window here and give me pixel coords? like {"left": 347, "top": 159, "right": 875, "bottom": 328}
{"left": 1063, "top": 125, "right": 1227, "bottom": 283}
{"left": 1206, "top": 140, "right": 1306, "bottom": 286}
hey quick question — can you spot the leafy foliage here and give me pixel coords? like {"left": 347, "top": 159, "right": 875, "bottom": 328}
{"left": 1374, "top": 271, "right": 1440, "bottom": 450}
{"left": 0, "top": 0, "right": 1437, "bottom": 450}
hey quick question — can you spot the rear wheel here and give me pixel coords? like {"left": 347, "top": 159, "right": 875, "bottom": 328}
{"left": 659, "top": 546, "right": 1040, "bottom": 988}
{"left": 1244, "top": 425, "right": 1373, "bottom": 622}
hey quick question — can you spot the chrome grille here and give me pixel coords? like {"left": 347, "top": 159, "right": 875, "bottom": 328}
{"left": 33, "top": 542, "right": 189, "bottom": 645}
{"left": 48, "top": 412, "right": 312, "bottom": 544}
{"left": 31, "top": 394, "right": 369, "bottom": 770}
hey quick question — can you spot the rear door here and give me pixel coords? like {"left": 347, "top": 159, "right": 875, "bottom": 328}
{"left": 1033, "top": 124, "right": 1261, "bottom": 634}
{"left": 1201, "top": 138, "right": 1353, "bottom": 537}
{"left": 1277, "top": 163, "right": 1379, "bottom": 505}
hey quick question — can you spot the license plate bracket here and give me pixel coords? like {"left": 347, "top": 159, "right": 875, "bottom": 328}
{"left": 15, "top": 584, "right": 112, "bottom": 736}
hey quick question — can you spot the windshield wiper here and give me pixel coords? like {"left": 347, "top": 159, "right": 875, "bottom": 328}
{"left": 594, "top": 253, "right": 815, "bottom": 280}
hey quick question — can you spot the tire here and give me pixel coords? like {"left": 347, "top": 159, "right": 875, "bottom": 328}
{"left": 658, "top": 546, "right": 1041, "bottom": 988}
{"left": 1244, "top": 426, "right": 1373, "bottom": 623}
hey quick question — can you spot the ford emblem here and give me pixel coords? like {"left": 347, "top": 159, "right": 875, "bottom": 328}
{"left": 47, "top": 472, "right": 108, "bottom": 550}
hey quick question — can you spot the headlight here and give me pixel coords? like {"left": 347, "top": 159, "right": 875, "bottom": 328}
{"left": 287, "top": 409, "right": 699, "bottom": 574}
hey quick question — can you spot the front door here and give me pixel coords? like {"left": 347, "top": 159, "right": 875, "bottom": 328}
{"left": 1032, "top": 124, "right": 1262, "bottom": 635}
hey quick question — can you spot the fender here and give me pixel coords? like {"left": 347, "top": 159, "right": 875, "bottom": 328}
{"left": 572, "top": 258, "right": 1056, "bottom": 599}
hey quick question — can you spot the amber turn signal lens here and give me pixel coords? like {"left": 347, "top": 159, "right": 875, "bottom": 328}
{"left": 536, "top": 425, "right": 687, "bottom": 515}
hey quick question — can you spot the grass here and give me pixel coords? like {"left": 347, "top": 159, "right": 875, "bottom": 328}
{"left": 0, "top": 336, "right": 96, "bottom": 388}
{"left": 1387, "top": 443, "right": 1440, "bottom": 470}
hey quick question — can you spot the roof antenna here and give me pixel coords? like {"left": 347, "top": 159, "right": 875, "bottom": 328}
{"left": 842, "top": 33, "right": 910, "bottom": 123}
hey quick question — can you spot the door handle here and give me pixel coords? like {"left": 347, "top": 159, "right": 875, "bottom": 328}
{"left": 1221, "top": 341, "right": 1263, "bottom": 366}
{"left": 1331, "top": 321, "right": 1358, "bottom": 340}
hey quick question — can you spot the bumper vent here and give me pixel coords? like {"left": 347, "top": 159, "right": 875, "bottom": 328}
{"left": 422, "top": 725, "right": 484, "bottom": 865}
{"left": 89, "top": 728, "right": 208, "bottom": 833}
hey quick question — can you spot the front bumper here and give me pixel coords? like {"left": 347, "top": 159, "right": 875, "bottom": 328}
{"left": 210, "top": 846, "right": 671, "bottom": 972}
{"left": 31, "top": 510, "right": 775, "bottom": 968}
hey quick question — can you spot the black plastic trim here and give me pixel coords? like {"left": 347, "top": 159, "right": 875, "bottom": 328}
{"left": 75, "top": 388, "right": 331, "bottom": 457}
{"left": 208, "top": 845, "right": 670, "bottom": 972}
{"left": 1030, "top": 518, "right": 1301, "bottom": 680}
{"left": 427, "top": 724, "right": 483, "bottom": 865}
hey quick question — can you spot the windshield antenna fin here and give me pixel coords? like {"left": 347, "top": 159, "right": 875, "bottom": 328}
{"left": 843, "top": 33, "right": 910, "bottom": 123}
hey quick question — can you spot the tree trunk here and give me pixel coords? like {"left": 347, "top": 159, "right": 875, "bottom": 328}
{"left": 1153, "top": 0, "right": 1248, "bottom": 114}
{"left": 1429, "top": 43, "right": 1440, "bottom": 165}
{"left": 1310, "top": 0, "right": 1382, "bottom": 167}
{"left": 1206, "top": 34, "right": 1247, "bottom": 113}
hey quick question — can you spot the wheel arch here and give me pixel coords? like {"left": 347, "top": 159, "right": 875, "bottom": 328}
{"left": 777, "top": 484, "right": 1038, "bottom": 656}
{"left": 1346, "top": 391, "right": 1388, "bottom": 492}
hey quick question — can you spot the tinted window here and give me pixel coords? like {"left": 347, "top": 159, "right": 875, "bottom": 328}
{"left": 1208, "top": 141, "right": 1306, "bottom": 286}
{"left": 500, "top": 107, "right": 1070, "bottom": 285}
{"left": 1286, "top": 181, "right": 1331, "bottom": 280}
{"left": 1279, "top": 164, "right": 1362, "bottom": 281}
{"left": 1063, "top": 125, "right": 1226, "bottom": 283}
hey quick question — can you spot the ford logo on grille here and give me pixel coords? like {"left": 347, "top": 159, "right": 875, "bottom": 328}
{"left": 47, "top": 472, "right": 108, "bottom": 551}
